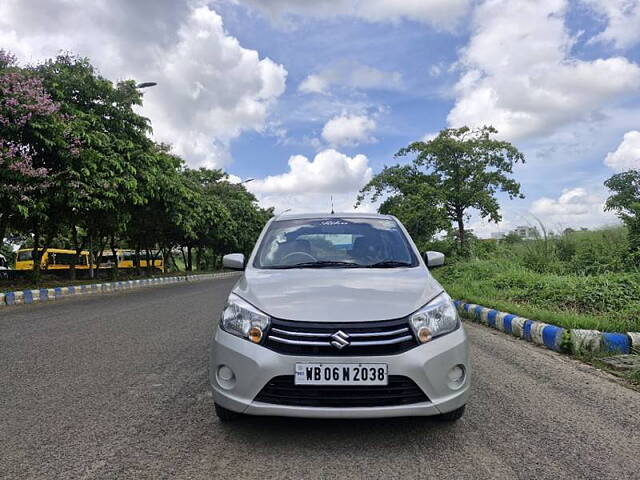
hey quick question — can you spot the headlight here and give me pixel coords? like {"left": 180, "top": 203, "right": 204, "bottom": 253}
{"left": 409, "top": 292, "right": 459, "bottom": 343}
{"left": 220, "top": 293, "right": 270, "bottom": 344}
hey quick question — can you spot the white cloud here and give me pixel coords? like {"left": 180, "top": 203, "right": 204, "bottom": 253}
{"left": 422, "top": 131, "right": 439, "bottom": 142}
{"left": 604, "top": 130, "right": 640, "bottom": 171}
{"left": 530, "top": 187, "right": 617, "bottom": 228}
{"left": 299, "top": 62, "right": 403, "bottom": 94}
{"left": 583, "top": 0, "right": 640, "bottom": 49}
{"left": 321, "top": 114, "right": 376, "bottom": 147}
{"left": 299, "top": 75, "right": 330, "bottom": 95}
{"left": 0, "top": 1, "right": 287, "bottom": 168}
{"left": 237, "top": 0, "right": 471, "bottom": 30}
{"left": 249, "top": 149, "right": 372, "bottom": 194}
{"left": 246, "top": 148, "right": 373, "bottom": 213}
{"left": 447, "top": 0, "right": 640, "bottom": 141}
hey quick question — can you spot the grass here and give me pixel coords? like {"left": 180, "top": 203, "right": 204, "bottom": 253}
{"left": 428, "top": 226, "right": 640, "bottom": 334}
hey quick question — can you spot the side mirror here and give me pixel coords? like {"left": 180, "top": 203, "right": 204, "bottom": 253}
{"left": 223, "top": 253, "right": 245, "bottom": 270}
{"left": 424, "top": 251, "right": 445, "bottom": 268}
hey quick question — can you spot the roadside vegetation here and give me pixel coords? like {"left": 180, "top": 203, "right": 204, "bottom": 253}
{"left": 431, "top": 227, "right": 640, "bottom": 333}
{"left": 360, "top": 128, "right": 640, "bottom": 334}
{"left": 1, "top": 50, "right": 271, "bottom": 287}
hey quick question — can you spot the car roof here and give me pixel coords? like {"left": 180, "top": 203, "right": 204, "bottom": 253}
{"left": 273, "top": 212, "right": 394, "bottom": 221}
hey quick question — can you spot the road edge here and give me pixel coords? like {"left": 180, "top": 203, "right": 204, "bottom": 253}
{"left": 454, "top": 300, "right": 640, "bottom": 355}
{"left": 0, "top": 272, "right": 240, "bottom": 307}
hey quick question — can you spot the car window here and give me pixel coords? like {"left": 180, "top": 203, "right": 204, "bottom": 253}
{"left": 254, "top": 217, "right": 418, "bottom": 268}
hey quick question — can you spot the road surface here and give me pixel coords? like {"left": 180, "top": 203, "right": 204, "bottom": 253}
{"left": 1, "top": 277, "right": 639, "bottom": 479}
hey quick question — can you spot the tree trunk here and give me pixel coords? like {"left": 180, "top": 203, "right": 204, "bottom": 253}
{"left": 109, "top": 237, "right": 119, "bottom": 281}
{"left": 180, "top": 247, "right": 187, "bottom": 272}
{"left": 135, "top": 244, "right": 141, "bottom": 276}
{"left": 94, "top": 236, "right": 107, "bottom": 278}
{"left": 187, "top": 245, "right": 193, "bottom": 272}
{"left": 88, "top": 233, "right": 95, "bottom": 279}
{"left": 455, "top": 210, "right": 466, "bottom": 254}
{"left": 31, "top": 228, "right": 41, "bottom": 285}
{"left": 70, "top": 226, "right": 79, "bottom": 281}
{"left": 145, "top": 248, "right": 151, "bottom": 277}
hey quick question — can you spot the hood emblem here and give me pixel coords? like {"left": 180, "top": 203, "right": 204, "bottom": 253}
{"left": 330, "top": 330, "right": 350, "bottom": 349}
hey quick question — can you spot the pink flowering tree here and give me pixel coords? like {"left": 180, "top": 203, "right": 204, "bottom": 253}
{"left": 0, "top": 50, "right": 58, "bottom": 242}
{"left": 0, "top": 50, "right": 77, "bottom": 276}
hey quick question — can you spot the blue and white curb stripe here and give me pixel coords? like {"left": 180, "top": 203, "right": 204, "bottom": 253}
{"left": 1, "top": 272, "right": 240, "bottom": 308}
{"left": 456, "top": 301, "right": 639, "bottom": 355}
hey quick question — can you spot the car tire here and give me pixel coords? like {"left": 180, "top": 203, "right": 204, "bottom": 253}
{"left": 435, "top": 405, "right": 465, "bottom": 422}
{"left": 215, "top": 403, "right": 242, "bottom": 421}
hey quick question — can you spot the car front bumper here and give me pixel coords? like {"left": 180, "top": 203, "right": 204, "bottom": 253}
{"left": 209, "top": 325, "right": 470, "bottom": 419}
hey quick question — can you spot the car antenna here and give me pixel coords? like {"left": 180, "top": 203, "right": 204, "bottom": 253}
{"left": 330, "top": 195, "right": 334, "bottom": 214}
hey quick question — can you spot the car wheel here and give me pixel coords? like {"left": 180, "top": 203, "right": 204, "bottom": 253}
{"left": 215, "top": 403, "right": 242, "bottom": 421}
{"left": 435, "top": 405, "right": 465, "bottom": 422}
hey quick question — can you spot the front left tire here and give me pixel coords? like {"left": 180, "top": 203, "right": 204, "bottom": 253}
{"left": 215, "top": 402, "right": 242, "bottom": 421}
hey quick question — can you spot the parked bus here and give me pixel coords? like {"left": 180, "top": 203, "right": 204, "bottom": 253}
{"left": 15, "top": 248, "right": 90, "bottom": 271}
{"left": 15, "top": 248, "right": 164, "bottom": 273}
{"left": 97, "top": 249, "right": 164, "bottom": 272}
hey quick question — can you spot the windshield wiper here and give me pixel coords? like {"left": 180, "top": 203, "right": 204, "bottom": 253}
{"left": 272, "top": 260, "right": 362, "bottom": 269}
{"left": 366, "top": 260, "right": 413, "bottom": 268}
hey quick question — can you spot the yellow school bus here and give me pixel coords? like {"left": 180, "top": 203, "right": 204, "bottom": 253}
{"left": 98, "top": 249, "right": 164, "bottom": 272}
{"left": 16, "top": 248, "right": 164, "bottom": 273}
{"left": 15, "top": 248, "right": 90, "bottom": 271}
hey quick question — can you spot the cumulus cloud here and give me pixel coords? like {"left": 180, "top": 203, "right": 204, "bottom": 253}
{"left": 583, "top": 0, "right": 640, "bottom": 49}
{"left": 237, "top": 0, "right": 471, "bottom": 30}
{"left": 604, "top": 130, "right": 640, "bottom": 172}
{"left": 249, "top": 149, "right": 372, "bottom": 194}
{"left": 447, "top": 0, "right": 640, "bottom": 141}
{"left": 530, "top": 187, "right": 616, "bottom": 228}
{"left": 246, "top": 148, "right": 374, "bottom": 213}
{"left": 299, "top": 62, "right": 403, "bottom": 94}
{"left": 0, "top": 1, "right": 287, "bottom": 168}
{"left": 321, "top": 114, "right": 376, "bottom": 147}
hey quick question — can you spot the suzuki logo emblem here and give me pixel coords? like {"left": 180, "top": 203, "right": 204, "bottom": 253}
{"left": 330, "top": 330, "right": 350, "bottom": 349}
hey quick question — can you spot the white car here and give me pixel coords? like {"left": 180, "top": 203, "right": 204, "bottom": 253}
{"left": 209, "top": 213, "right": 470, "bottom": 421}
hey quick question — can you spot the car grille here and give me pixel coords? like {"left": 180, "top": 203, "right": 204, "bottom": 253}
{"left": 264, "top": 317, "right": 419, "bottom": 356}
{"left": 254, "top": 375, "right": 429, "bottom": 408}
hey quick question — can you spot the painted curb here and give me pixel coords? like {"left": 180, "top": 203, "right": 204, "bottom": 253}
{"left": 1, "top": 272, "right": 240, "bottom": 308}
{"left": 456, "top": 301, "right": 638, "bottom": 356}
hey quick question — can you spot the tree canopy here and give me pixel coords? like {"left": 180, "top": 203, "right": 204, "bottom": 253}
{"left": 358, "top": 126, "right": 525, "bottom": 254}
{"left": 1, "top": 50, "right": 272, "bottom": 280}
{"left": 605, "top": 169, "right": 640, "bottom": 260}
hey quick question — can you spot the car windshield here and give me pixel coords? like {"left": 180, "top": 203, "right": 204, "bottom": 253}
{"left": 254, "top": 217, "right": 418, "bottom": 269}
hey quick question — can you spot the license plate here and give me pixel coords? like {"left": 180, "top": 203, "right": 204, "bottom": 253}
{"left": 294, "top": 363, "right": 388, "bottom": 386}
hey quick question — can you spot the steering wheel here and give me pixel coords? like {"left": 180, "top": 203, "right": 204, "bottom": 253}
{"left": 281, "top": 251, "right": 317, "bottom": 264}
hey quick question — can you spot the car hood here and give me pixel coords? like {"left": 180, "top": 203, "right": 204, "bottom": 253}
{"left": 232, "top": 267, "right": 443, "bottom": 322}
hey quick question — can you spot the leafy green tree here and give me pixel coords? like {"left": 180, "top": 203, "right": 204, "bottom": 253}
{"left": 359, "top": 126, "right": 525, "bottom": 254}
{"left": 605, "top": 169, "right": 640, "bottom": 262}
{"left": 34, "top": 54, "right": 153, "bottom": 279}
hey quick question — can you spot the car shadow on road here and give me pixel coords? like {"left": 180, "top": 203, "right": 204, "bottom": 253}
{"left": 216, "top": 413, "right": 461, "bottom": 445}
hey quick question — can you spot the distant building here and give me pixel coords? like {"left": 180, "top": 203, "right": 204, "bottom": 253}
{"left": 491, "top": 232, "right": 505, "bottom": 239}
{"left": 512, "top": 225, "right": 539, "bottom": 240}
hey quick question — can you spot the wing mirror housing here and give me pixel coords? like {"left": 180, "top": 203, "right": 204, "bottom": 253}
{"left": 223, "top": 253, "right": 245, "bottom": 270}
{"left": 424, "top": 251, "right": 445, "bottom": 268}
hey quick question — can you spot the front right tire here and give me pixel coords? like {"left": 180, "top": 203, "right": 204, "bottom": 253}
{"left": 435, "top": 405, "right": 465, "bottom": 422}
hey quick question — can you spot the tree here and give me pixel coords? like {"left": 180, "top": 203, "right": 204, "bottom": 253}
{"left": 0, "top": 50, "right": 76, "bottom": 279}
{"left": 605, "top": 169, "right": 640, "bottom": 260}
{"left": 34, "top": 54, "right": 153, "bottom": 279}
{"left": 359, "top": 126, "right": 525, "bottom": 254}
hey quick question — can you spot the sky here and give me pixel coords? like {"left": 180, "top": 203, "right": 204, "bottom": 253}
{"left": 2, "top": 0, "right": 640, "bottom": 236}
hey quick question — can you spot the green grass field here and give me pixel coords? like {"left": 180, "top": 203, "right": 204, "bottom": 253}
{"left": 431, "top": 227, "right": 640, "bottom": 333}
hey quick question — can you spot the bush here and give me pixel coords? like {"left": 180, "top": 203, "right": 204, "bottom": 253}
{"left": 433, "top": 258, "right": 640, "bottom": 332}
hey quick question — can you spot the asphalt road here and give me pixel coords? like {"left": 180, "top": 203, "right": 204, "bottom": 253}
{"left": 1, "top": 278, "right": 639, "bottom": 480}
